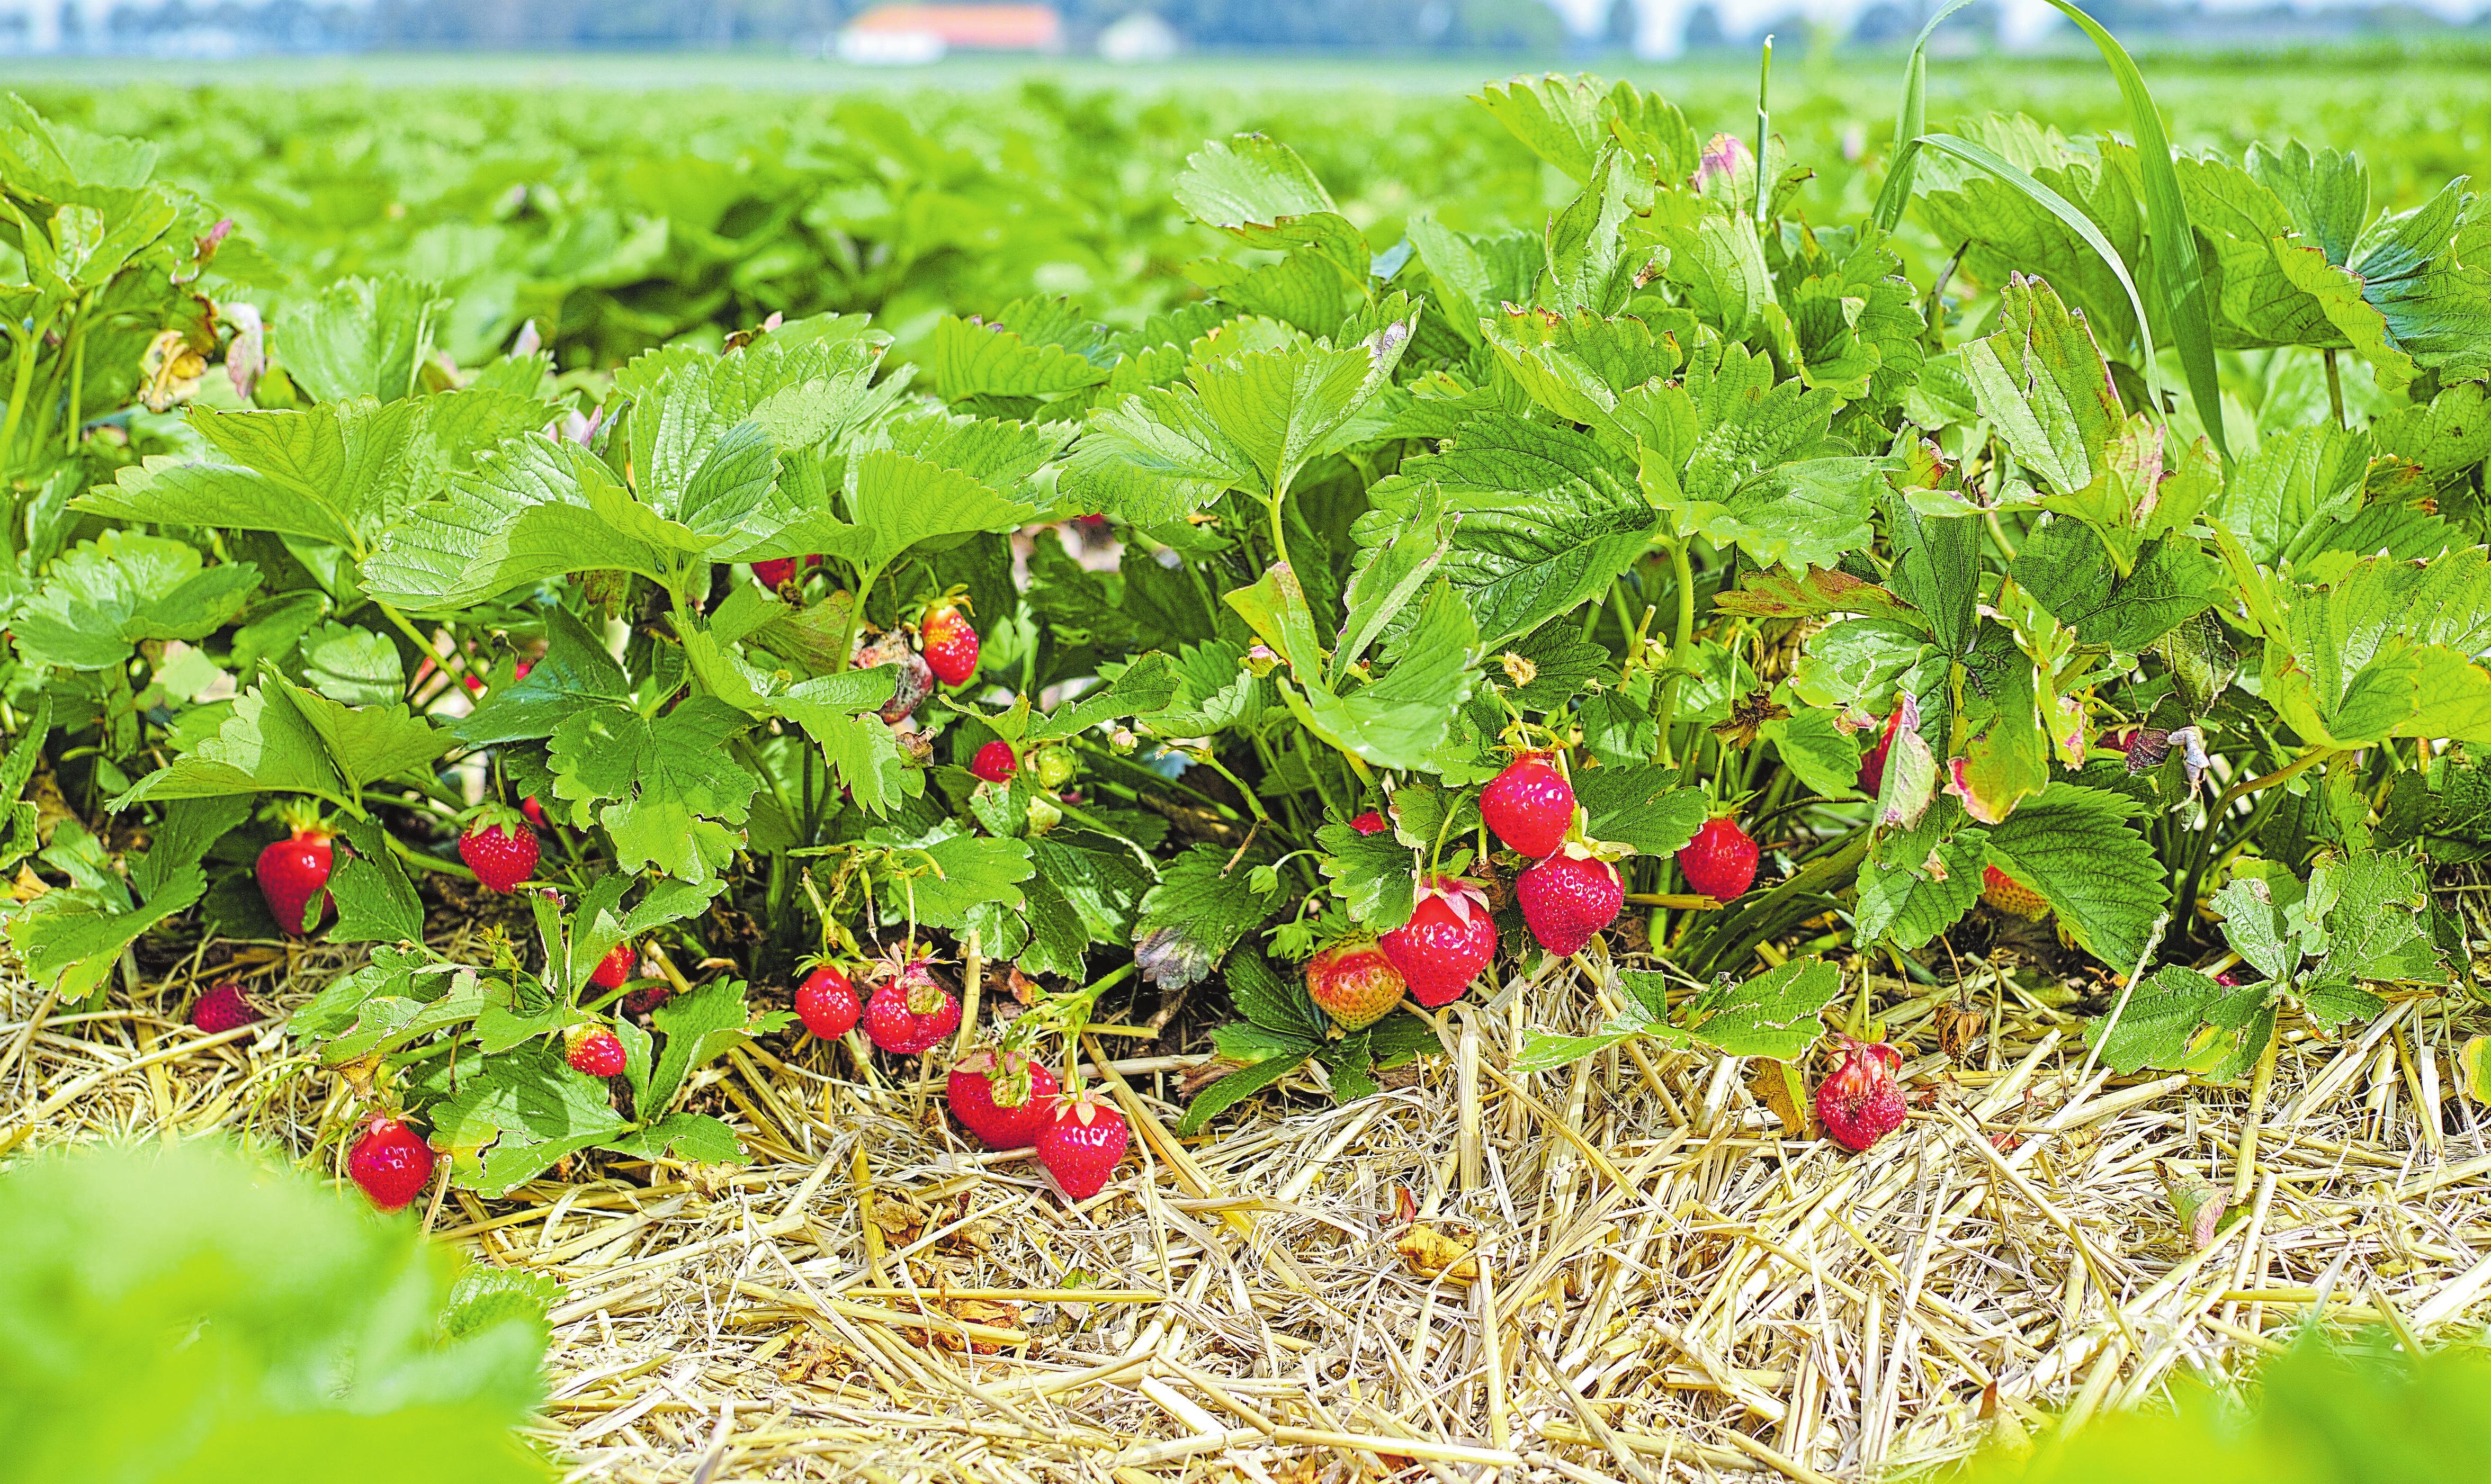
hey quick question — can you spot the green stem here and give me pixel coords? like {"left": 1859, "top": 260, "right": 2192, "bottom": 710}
{"left": 1753, "top": 34, "right": 1775, "bottom": 229}
{"left": 0, "top": 308, "right": 58, "bottom": 479}
{"left": 831, "top": 561, "right": 884, "bottom": 674}
{"left": 1652, "top": 536, "right": 1697, "bottom": 766}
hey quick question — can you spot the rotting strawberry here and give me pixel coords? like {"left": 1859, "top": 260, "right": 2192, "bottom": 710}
{"left": 1379, "top": 876, "right": 1498, "bottom": 1009}
{"left": 856, "top": 629, "right": 935, "bottom": 724}
{"left": 753, "top": 553, "right": 820, "bottom": 591}
{"left": 190, "top": 983, "right": 258, "bottom": 1035}
{"left": 1305, "top": 938, "right": 1408, "bottom": 1031}
{"left": 623, "top": 983, "right": 673, "bottom": 1018}
{"left": 947, "top": 1048, "right": 1062, "bottom": 1150}
{"left": 347, "top": 1116, "right": 436, "bottom": 1212}
{"left": 795, "top": 964, "right": 861, "bottom": 1039}
{"left": 1480, "top": 752, "right": 1574, "bottom": 859}
{"left": 1677, "top": 816, "right": 1760, "bottom": 901}
{"left": 566, "top": 1027, "right": 628, "bottom": 1078}
{"left": 458, "top": 812, "right": 541, "bottom": 893}
{"left": 862, "top": 958, "right": 962, "bottom": 1055}
{"left": 1515, "top": 849, "right": 1623, "bottom": 956}
{"left": 1036, "top": 1089, "right": 1131, "bottom": 1201}
{"left": 1981, "top": 865, "right": 2050, "bottom": 920}
{"left": 590, "top": 940, "right": 636, "bottom": 991}
{"left": 1855, "top": 708, "right": 1906, "bottom": 796}
{"left": 920, "top": 597, "right": 980, "bottom": 687}
{"left": 1350, "top": 810, "right": 1389, "bottom": 836}
{"left": 970, "top": 739, "right": 1017, "bottom": 783}
{"left": 256, "top": 823, "right": 334, "bottom": 936}
{"left": 1815, "top": 1038, "right": 1907, "bottom": 1153}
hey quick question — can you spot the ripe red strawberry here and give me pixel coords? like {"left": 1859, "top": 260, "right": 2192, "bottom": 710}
{"left": 753, "top": 554, "right": 820, "bottom": 591}
{"left": 1036, "top": 1089, "right": 1131, "bottom": 1201}
{"left": 1677, "top": 816, "right": 1759, "bottom": 901}
{"left": 590, "top": 940, "right": 636, "bottom": 990}
{"left": 1981, "top": 865, "right": 2050, "bottom": 919}
{"left": 1305, "top": 939, "right": 1407, "bottom": 1031}
{"left": 190, "top": 983, "right": 258, "bottom": 1035}
{"left": 347, "top": 1116, "right": 436, "bottom": 1212}
{"left": 947, "top": 1048, "right": 1062, "bottom": 1150}
{"left": 971, "top": 740, "right": 1017, "bottom": 783}
{"left": 1815, "top": 1039, "right": 1907, "bottom": 1153}
{"left": 1855, "top": 708, "right": 1906, "bottom": 796}
{"left": 1515, "top": 850, "right": 1623, "bottom": 956}
{"left": 1350, "top": 810, "right": 1388, "bottom": 835}
{"left": 1481, "top": 752, "right": 1574, "bottom": 859}
{"left": 921, "top": 599, "right": 980, "bottom": 687}
{"left": 458, "top": 816, "right": 541, "bottom": 893}
{"left": 862, "top": 969, "right": 962, "bottom": 1055}
{"left": 567, "top": 1027, "right": 627, "bottom": 1078}
{"left": 1379, "top": 876, "right": 1497, "bottom": 1008}
{"left": 256, "top": 829, "right": 334, "bottom": 935}
{"left": 519, "top": 796, "right": 546, "bottom": 830}
{"left": 795, "top": 964, "right": 861, "bottom": 1038}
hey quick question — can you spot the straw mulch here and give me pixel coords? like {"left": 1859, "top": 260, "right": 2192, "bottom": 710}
{"left": 7, "top": 916, "right": 2491, "bottom": 1483}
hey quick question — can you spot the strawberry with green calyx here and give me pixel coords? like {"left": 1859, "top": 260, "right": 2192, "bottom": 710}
{"left": 1516, "top": 841, "right": 1626, "bottom": 956}
{"left": 1037, "top": 1088, "right": 1131, "bottom": 1201}
{"left": 1815, "top": 1037, "right": 1906, "bottom": 1153}
{"left": 919, "top": 591, "right": 980, "bottom": 687}
{"left": 1379, "top": 875, "right": 1497, "bottom": 1009}
{"left": 1305, "top": 937, "right": 1408, "bottom": 1031}
{"left": 795, "top": 962, "right": 862, "bottom": 1039}
{"left": 564, "top": 1024, "right": 628, "bottom": 1078}
{"left": 1677, "top": 815, "right": 1759, "bottom": 902}
{"left": 347, "top": 1114, "right": 436, "bottom": 1212}
{"left": 753, "top": 553, "right": 821, "bottom": 592}
{"left": 947, "top": 1047, "right": 1062, "bottom": 1150}
{"left": 861, "top": 944, "right": 962, "bottom": 1055}
{"left": 970, "top": 739, "right": 1017, "bottom": 783}
{"left": 257, "top": 805, "right": 334, "bottom": 936}
{"left": 1981, "top": 865, "right": 2049, "bottom": 920}
{"left": 589, "top": 940, "right": 637, "bottom": 991}
{"left": 1481, "top": 750, "right": 1575, "bottom": 860}
{"left": 457, "top": 805, "right": 542, "bottom": 893}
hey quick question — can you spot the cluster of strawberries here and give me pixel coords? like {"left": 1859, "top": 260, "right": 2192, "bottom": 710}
{"left": 1304, "top": 752, "right": 1768, "bottom": 1031}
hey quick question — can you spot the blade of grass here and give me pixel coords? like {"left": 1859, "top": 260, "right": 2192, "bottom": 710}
{"left": 1890, "top": 132, "right": 2166, "bottom": 420}
{"left": 1876, "top": 0, "right": 2227, "bottom": 462}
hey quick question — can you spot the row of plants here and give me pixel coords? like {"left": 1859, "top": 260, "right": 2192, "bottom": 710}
{"left": 5, "top": 9, "right": 2489, "bottom": 1208}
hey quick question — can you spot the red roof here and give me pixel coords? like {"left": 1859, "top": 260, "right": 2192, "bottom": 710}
{"left": 847, "top": 5, "right": 1063, "bottom": 48}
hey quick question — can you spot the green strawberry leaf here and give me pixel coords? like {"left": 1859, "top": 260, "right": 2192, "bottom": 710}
{"left": 1984, "top": 783, "right": 2170, "bottom": 968}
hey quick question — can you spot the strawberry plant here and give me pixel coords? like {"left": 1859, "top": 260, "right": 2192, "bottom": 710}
{"left": 4, "top": 7, "right": 2490, "bottom": 1202}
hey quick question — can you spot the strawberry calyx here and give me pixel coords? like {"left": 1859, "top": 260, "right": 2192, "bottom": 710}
{"left": 1054, "top": 1086, "right": 1115, "bottom": 1128}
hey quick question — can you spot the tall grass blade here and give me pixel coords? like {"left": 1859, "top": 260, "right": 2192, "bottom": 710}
{"left": 1875, "top": 0, "right": 2228, "bottom": 462}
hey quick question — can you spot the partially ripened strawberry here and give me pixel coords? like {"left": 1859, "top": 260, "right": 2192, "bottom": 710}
{"left": 795, "top": 964, "right": 861, "bottom": 1039}
{"left": 1515, "top": 850, "right": 1623, "bottom": 956}
{"left": 1855, "top": 708, "right": 1906, "bottom": 796}
{"left": 1379, "top": 876, "right": 1498, "bottom": 1009}
{"left": 1677, "top": 816, "right": 1759, "bottom": 901}
{"left": 862, "top": 963, "right": 962, "bottom": 1055}
{"left": 566, "top": 1027, "right": 627, "bottom": 1078}
{"left": 1815, "top": 1039, "right": 1907, "bottom": 1153}
{"left": 1480, "top": 752, "right": 1574, "bottom": 859}
{"left": 347, "top": 1116, "right": 436, "bottom": 1212}
{"left": 1036, "top": 1089, "right": 1131, "bottom": 1201}
{"left": 458, "top": 813, "right": 541, "bottom": 893}
{"left": 1981, "top": 865, "right": 2050, "bottom": 919}
{"left": 947, "top": 1048, "right": 1062, "bottom": 1150}
{"left": 190, "top": 983, "right": 258, "bottom": 1035}
{"left": 753, "top": 554, "right": 820, "bottom": 591}
{"left": 921, "top": 598, "right": 980, "bottom": 687}
{"left": 1305, "top": 939, "right": 1406, "bottom": 1031}
{"left": 256, "top": 828, "right": 333, "bottom": 936}
{"left": 971, "top": 739, "right": 1017, "bottom": 783}
{"left": 590, "top": 940, "right": 636, "bottom": 990}
{"left": 1350, "top": 810, "right": 1388, "bottom": 836}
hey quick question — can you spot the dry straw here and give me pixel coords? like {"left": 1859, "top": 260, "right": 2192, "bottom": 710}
{"left": 7, "top": 888, "right": 2491, "bottom": 1482}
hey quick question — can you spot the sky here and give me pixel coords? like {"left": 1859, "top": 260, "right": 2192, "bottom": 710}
{"left": 1550, "top": 0, "right": 2491, "bottom": 53}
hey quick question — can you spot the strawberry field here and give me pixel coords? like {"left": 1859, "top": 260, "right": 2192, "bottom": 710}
{"left": 9, "top": 21, "right": 2491, "bottom": 1483}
